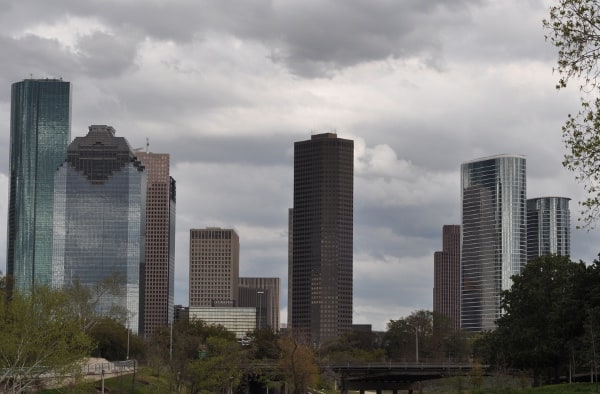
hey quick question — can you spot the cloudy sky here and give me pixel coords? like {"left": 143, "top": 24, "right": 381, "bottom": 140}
{"left": 0, "top": 0, "right": 597, "bottom": 331}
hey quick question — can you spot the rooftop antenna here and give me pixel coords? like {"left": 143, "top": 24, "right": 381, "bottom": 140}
{"left": 146, "top": 137, "right": 149, "bottom": 153}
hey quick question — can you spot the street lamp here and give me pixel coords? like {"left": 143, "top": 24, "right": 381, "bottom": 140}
{"left": 408, "top": 324, "right": 419, "bottom": 363}
{"left": 257, "top": 291, "right": 265, "bottom": 331}
{"left": 414, "top": 326, "right": 419, "bottom": 363}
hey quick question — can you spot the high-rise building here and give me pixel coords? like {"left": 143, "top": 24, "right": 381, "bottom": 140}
{"left": 287, "top": 208, "right": 293, "bottom": 329}
{"left": 7, "top": 79, "right": 71, "bottom": 292}
{"left": 527, "top": 197, "right": 570, "bottom": 260}
{"left": 433, "top": 225, "right": 461, "bottom": 330}
{"left": 52, "top": 125, "right": 146, "bottom": 333}
{"left": 461, "top": 154, "right": 526, "bottom": 332}
{"left": 238, "top": 277, "right": 281, "bottom": 331}
{"left": 136, "top": 152, "right": 176, "bottom": 338}
{"left": 291, "top": 133, "right": 354, "bottom": 345}
{"left": 189, "top": 228, "right": 239, "bottom": 307}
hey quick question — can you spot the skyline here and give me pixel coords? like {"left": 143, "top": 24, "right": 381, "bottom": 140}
{"left": 0, "top": 0, "right": 598, "bottom": 331}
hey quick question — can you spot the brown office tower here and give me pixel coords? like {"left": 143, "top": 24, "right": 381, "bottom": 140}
{"left": 238, "top": 277, "right": 281, "bottom": 331}
{"left": 291, "top": 133, "right": 354, "bottom": 346}
{"left": 136, "top": 152, "right": 176, "bottom": 338}
{"left": 433, "top": 225, "right": 461, "bottom": 330}
{"left": 189, "top": 228, "right": 240, "bottom": 307}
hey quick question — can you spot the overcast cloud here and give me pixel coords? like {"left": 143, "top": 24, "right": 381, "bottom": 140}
{"left": 0, "top": 0, "right": 596, "bottom": 330}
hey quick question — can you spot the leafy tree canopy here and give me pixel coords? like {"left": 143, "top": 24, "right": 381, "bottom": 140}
{"left": 544, "top": 0, "right": 600, "bottom": 227}
{"left": 474, "top": 255, "right": 596, "bottom": 385}
{"left": 0, "top": 286, "right": 93, "bottom": 392}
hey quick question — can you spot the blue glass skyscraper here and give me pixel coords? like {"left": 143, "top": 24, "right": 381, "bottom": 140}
{"left": 7, "top": 79, "right": 71, "bottom": 292}
{"left": 461, "top": 155, "right": 527, "bottom": 331}
{"left": 52, "top": 125, "right": 146, "bottom": 333}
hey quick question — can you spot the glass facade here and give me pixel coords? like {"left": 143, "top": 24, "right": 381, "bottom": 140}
{"left": 52, "top": 125, "right": 146, "bottom": 333}
{"left": 8, "top": 79, "right": 71, "bottom": 292}
{"left": 527, "top": 197, "right": 570, "bottom": 260}
{"left": 461, "top": 155, "right": 526, "bottom": 332}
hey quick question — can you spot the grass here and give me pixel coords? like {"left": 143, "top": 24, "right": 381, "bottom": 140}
{"left": 40, "top": 367, "right": 173, "bottom": 393}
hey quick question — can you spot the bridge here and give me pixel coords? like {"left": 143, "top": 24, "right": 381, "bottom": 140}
{"left": 326, "top": 362, "right": 482, "bottom": 394}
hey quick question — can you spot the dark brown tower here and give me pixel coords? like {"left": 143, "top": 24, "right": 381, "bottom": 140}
{"left": 433, "top": 225, "right": 461, "bottom": 330}
{"left": 291, "top": 133, "right": 353, "bottom": 346}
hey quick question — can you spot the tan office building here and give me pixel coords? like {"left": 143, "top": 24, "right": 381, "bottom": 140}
{"left": 189, "top": 228, "right": 239, "bottom": 307}
{"left": 136, "top": 151, "right": 176, "bottom": 338}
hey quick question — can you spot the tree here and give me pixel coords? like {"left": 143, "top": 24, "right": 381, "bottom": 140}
{"left": 89, "top": 317, "right": 144, "bottom": 361}
{"left": 544, "top": 0, "right": 600, "bottom": 227}
{"left": 384, "top": 310, "right": 465, "bottom": 362}
{"left": 245, "top": 328, "right": 279, "bottom": 360}
{"left": 63, "top": 274, "right": 129, "bottom": 333}
{"left": 187, "top": 336, "right": 242, "bottom": 394}
{"left": 147, "top": 318, "right": 237, "bottom": 389}
{"left": 0, "top": 287, "right": 93, "bottom": 392}
{"left": 320, "top": 329, "right": 385, "bottom": 363}
{"left": 479, "top": 255, "right": 586, "bottom": 385}
{"left": 277, "top": 335, "right": 319, "bottom": 394}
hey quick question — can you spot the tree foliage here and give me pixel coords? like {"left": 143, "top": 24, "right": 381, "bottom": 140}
{"left": 147, "top": 319, "right": 238, "bottom": 391}
{"left": 187, "top": 336, "right": 243, "bottom": 394}
{"left": 544, "top": 0, "right": 600, "bottom": 227}
{"left": 63, "top": 274, "right": 129, "bottom": 333}
{"left": 473, "top": 255, "right": 600, "bottom": 385}
{"left": 384, "top": 310, "right": 470, "bottom": 362}
{"left": 89, "top": 317, "right": 144, "bottom": 361}
{"left": 277, "top": 335, "right": 319, "bottom": 394}
{"left": 0, "top": 287, "right": 93, "bottom": 392}
{"left": 320, "top": 329, "right": 385, "bottom": 363}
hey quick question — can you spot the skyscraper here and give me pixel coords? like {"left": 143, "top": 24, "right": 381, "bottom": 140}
{"left": 7, "top": 79, "right": 71, "bottom": 292}
{"left": 433, "top": 225, "right": 461, "bottom": 330}
{"left": 52, "top": 125, "right": 146, "bottom": 333}
{"left": 136, "top": 152, "right": 176, "bottom": 338}
{"left": 461, "top": 155, "right": 526, "bottom": 332}
{"left": 287, "top": 208, "right": 293, "bottom": 329}
{"left": 291, "top": 133, "right": 354, "bottom": 345}
{"left": 527, "top": 197, "right": 570, "bottom": 260}
{"left": 189, "top": 228, "right": 239, "bottom": 307}
{"left": 238, "top": 277, "right": 281, "bottom": 331}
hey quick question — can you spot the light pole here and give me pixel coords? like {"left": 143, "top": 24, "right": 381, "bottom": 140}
{"left": 126, "top": 322, "right": 130, "bottom": 360}
{"left": 414, "top": 326, "right": 419, "bottom": 363}
{"left": 257, "top": 291, "right": 264, "bottom": 331}
{"left": 408, "top": 324, "right": 419, "bottom": 363}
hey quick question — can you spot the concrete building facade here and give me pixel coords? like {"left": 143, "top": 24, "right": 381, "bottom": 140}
{"left": 136, "top": 152, "right": 176, "bottom": 338}
{"left": 433, "top": 225, "right": 461, "bottom": 330}
{"left": 238, "top": 277, "right": 280, "bottom": 331}
{"left": 189, "top": 228, "right": 239, "bottom": 307}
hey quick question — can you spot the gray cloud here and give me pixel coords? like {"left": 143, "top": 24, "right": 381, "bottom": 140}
{"left": 76, "top": 30, "right": 140, "bottom": 78}
{"left": 0, "top": 0, "right": 485, "bottom": 78}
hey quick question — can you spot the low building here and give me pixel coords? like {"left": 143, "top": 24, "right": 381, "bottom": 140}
{"left": 189, "top": 307, "right": 256, "bottom": 339}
